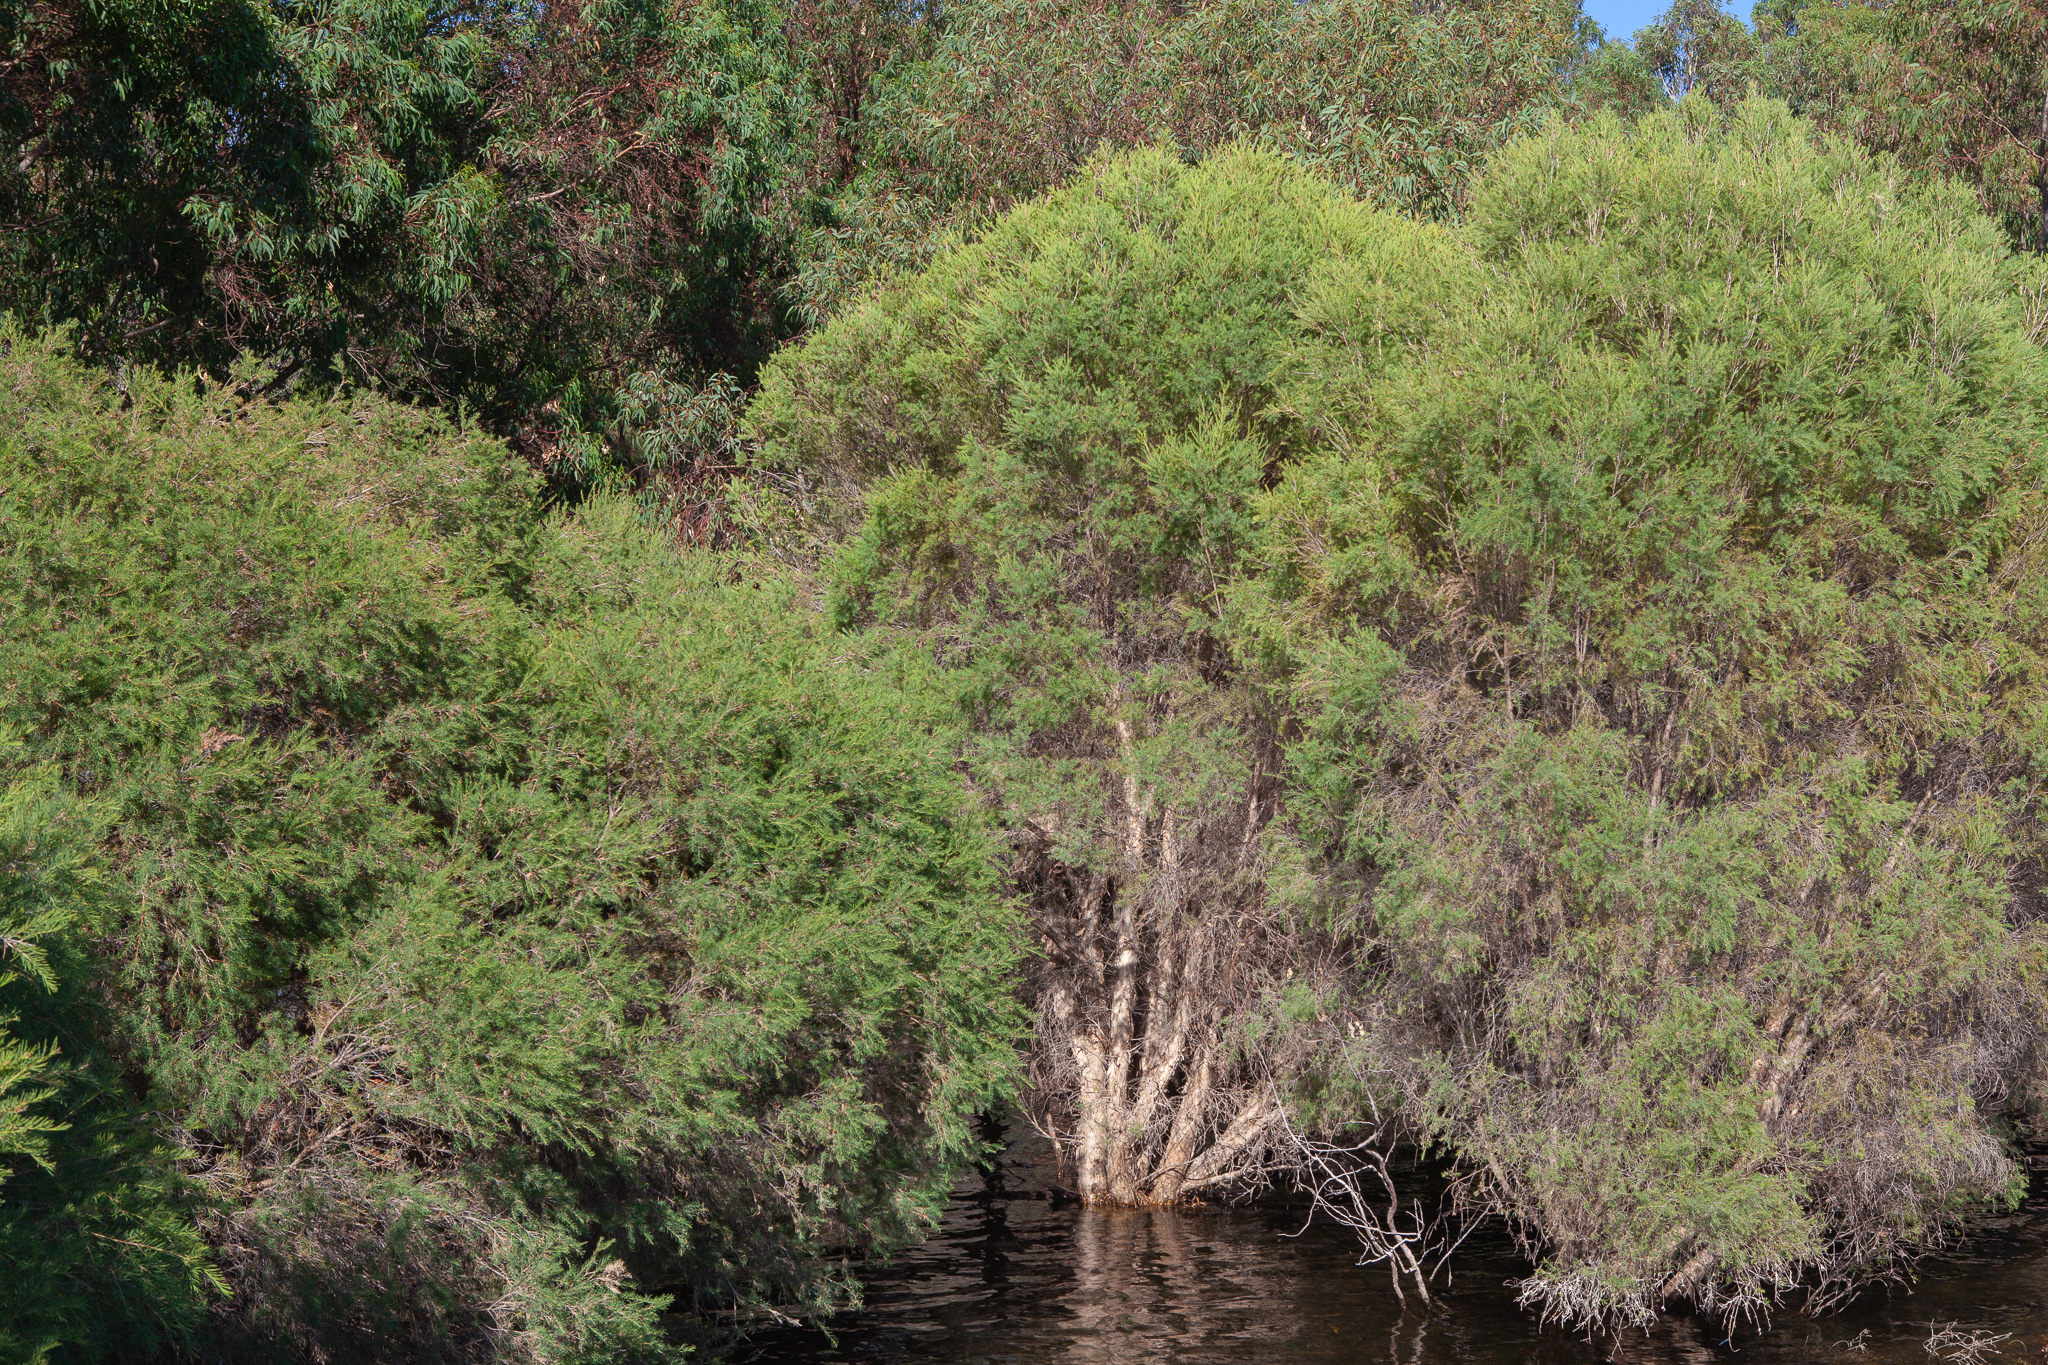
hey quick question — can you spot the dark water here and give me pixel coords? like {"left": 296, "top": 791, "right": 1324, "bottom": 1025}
{"left": 738, "top": 1131, "right": 2048, "bottom": 1365}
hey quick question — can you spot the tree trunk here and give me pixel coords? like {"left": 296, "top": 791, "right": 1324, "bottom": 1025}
{"left": 2036, "top": 86, "right": 2047, "bottom": 254}
{"left": 1023, "top": 709, "right": 1289, "bottom": 1206}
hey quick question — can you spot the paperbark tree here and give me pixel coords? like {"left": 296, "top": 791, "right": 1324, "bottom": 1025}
{"left": 750, "top": 146, "right": 1446, "bottom": 1204}
{"left": 1266, "top": 98, "right": 2048, "bottom": 1326}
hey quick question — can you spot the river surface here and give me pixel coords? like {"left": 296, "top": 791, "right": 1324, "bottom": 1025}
{"left": 737, "top": 1127, "right": 2048, "bottom": 1365}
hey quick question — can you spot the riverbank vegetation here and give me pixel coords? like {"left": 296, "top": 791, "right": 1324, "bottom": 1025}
{"left": 1, "top": 339, "right": 1021, "bottom": 1359}
{"left": 4, "top": 0, "right": 2048, "bottom": 1357}
{"left": 756, "top": 98, "right": 2048, "bottom": 1329}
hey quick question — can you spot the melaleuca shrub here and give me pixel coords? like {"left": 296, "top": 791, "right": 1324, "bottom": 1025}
{"left": 1264, "top": 97, "right": 2048, "bottom": 1326}
{"left": 749, "top": 146, "right": 1461, "bottom": 1204}
{"left": 0, "top": 328, "right": 1022, "bottom": 1363}
{"left": 0, "top": 754, "right": 220, "bottom": 1363}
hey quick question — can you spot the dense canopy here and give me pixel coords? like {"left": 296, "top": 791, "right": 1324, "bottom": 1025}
{"left": 0, "top": 334, "right": 1021, "bottom": 1360}
{"left": 5, "top": 0, "right": 2048, "bottom": 1353}
{"left": 755, "top": 99, "right": 2048, "bottom": 1326}
{"left": 1271, "top": 98, "right": 2048, "bottom": 1326}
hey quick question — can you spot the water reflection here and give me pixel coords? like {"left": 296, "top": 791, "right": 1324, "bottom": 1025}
{"left": 737, "top": 1130, "right": 2048, "bottom": 1365}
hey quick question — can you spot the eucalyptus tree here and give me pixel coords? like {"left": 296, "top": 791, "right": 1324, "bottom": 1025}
{"left": 791, "top": 0, "right": 1582, "bottom": 322}
{"left": 1641, "top": 0, "right": 2048, "bottom": 257}
{"left": 0, "top": 0, "right": 808, "bottom": 456}
{"left": 1767, "top": 0, "right": 2048, "bottom": 254}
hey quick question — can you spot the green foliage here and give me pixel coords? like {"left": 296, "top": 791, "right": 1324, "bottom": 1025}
{"left": 0, "top": 326, "right": 1023, "bottom": 1361}
{"left": 11, "top": 0, "right": 2048, "bottom": 1337}
{"left": 1633, "top": 0, "right": 1757, "bottom": 104}
{"left": 1, "top": 0, "right": 810, "bottom": 447}
{"left": 1266, "top": 97, "right": 2048, "bottom": 1323}
{"left": 0, "top": 755, "right": 220, "bottom": 1364}
{"left": 1814, "top": 0, "right": 2048, "bottom": 254}
{"left": 793, "top": 0, "right": 1581, "bottom": 321}
{"left": 434, "top": 0, "right": 810, "bottom": 433}
{"left": 752, "top": 144, "right": 1429, "bottom": 1203}
{"left": 760, "top": 98, "right": 2048, "bottom": 1324}
{"left": 0, "top": 0, "right": 1616, "bottom": 439}
{"left": 1644, "top": 0, "right": 2048, "bottom": 255}
{"left": 754, "top": 140, "right": 1334, "bottom": 868}
{"left": 752, "top": 143, "right": 1396, "bottom": 791}
{"left": 1564, "top": 39, "right": 1668, "bottom": 121}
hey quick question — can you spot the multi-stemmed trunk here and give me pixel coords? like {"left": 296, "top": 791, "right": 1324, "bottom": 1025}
{"left": 1023, "top": 715, "right": 1292, "bottom": 1207}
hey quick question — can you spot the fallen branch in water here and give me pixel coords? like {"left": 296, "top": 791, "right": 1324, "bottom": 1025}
{"left": 1274, "top": 1084, "right": 1471, "bottom": 1309}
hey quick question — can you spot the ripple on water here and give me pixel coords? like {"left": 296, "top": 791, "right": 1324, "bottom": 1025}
{"left": 735, "top": 1130, "right": 2048, "bottom": 1365}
